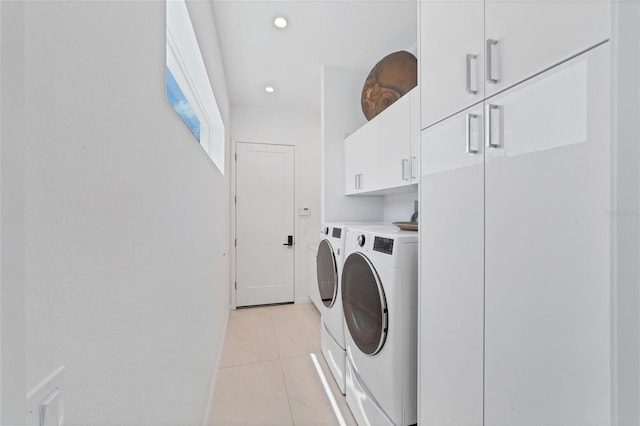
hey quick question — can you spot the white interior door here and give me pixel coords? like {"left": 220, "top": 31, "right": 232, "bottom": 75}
{"left": 235, "top": 142, "right": 295, "bottom": 307}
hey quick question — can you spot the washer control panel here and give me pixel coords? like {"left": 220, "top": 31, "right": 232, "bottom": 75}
{"left": 332, "top": 227, "right": 342, "bottom": 239}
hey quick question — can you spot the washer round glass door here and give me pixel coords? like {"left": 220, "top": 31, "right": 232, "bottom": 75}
{"left": 316, "top": 239, "right": 338, "bottom": 307}
{"left": 341, "top": 252, "right": 388, "bottom": 355}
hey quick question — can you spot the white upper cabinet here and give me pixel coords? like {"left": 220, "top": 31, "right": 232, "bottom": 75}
{"left": 420, "top": 0, "right": 611, "bottom": 128}
{"left": 345, "top": 115, "right": 381, "bottom": 195}
{"left": 484, "top": 0, "right": 610, "bottom": 97}
{"left": 344, "top": 88, "right": 419, "bottom": 195}
{"left": 378, "top": 92, "right": 412, "bottom": 189}
{"left": 420, "top": 0, "right": 484, "bottom": 129}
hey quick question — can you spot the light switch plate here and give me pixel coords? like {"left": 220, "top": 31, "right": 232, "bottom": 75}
{"left": 299, "top": 207, "right": 311, "bottom": 216}
{"left": 26, "top": 366, "right": 64, "bottom": 426}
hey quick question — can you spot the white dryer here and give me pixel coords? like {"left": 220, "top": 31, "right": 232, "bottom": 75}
{"left": 341, "top": 225, "right": 418, "bottom": 426}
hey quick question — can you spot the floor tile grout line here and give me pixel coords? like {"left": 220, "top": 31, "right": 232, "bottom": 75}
{"left": 268, "top": 305, "right": 284, "bottom": 360}
{"left": 269, "top": 305, "right": 294, "bottom": 425}
{"left": 279, "top": 352, "right": 321, "bottom": 362}
{"left": 269, "top": 302, "right": 294, "bottom": 425}
{"left": 218, "top": 357, "right": 283, "bottom": 370}
{"left": 278, "top": 356, "right": 297, "bottom": 426}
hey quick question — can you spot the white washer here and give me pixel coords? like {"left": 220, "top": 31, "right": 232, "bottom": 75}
{"left": 341, "top": 225, "right": 418, "bottom": 426}
{"left": 316, "top": 222, "right": 381, "bottom": 394}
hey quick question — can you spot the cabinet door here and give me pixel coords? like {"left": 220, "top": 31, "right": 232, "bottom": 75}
{"left": 484, "top": 44, "right": 611, "bottom": 425}
{"left": 378, "top": 93, "right": 412, "bottom": 190}
{"left": 358, "top": 116, "right": 382, "bottom": 192}
{"left": 420, "top": 0, "right": 484, "bottom": 129}
{"left": 419, "top": 105, "right": 484, "bottom": 426}
{"left": 344, "top": 117, "right": 380, "bottom": 194}
{"left": 485, "top": 0, "right": 610, "bottom": 97}
{"left": 344, "top": 129, "right": 359, "bottom": 195}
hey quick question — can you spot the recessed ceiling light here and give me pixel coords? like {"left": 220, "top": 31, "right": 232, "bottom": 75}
{"left": 273, "top": 17, "right": 288, "bottom": 29}
{"left": 265, "top": 86, "right": 275, "bottom": 93}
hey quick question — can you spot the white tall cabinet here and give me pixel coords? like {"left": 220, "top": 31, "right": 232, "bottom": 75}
{"left": 419, "top": 2, "right": 612, "bottom": 425}
{"left": 483, "top": 44, "right": 611, "bottom": 426}
{"left": 420, "top": 103, "right": 485, "bottom": 425}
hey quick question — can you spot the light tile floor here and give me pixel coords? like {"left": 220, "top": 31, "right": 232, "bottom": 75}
{"left": 208, "top": 303, "right": 357, "bottom": 426}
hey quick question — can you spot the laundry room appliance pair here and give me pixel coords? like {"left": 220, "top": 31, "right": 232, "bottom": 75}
{"left": 316, "top": 223, "right": 419, "bottom": 425}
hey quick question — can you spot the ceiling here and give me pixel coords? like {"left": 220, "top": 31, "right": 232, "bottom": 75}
{"left": 210, "top": 0, "right": 417, "bottom": 112}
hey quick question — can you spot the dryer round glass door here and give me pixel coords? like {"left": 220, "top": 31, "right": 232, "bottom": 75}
{"left": 341, "top": 252, "right": 388, "bottom": 355}
{"left": 317, "top": 240, "right": 338, "bottom": 308}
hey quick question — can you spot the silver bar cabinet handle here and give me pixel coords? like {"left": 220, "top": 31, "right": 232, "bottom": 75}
{"left": 410, "top": 156, "right": 417, "bottom": 179}
{"left": 402, "top": 159, "right": 410, "bottom": 181}
{"left": 485, "top": 104, "right": 500, "bottom": 148}
{"left": 466, "top": 113, "right": 479, "bottom": 154}
{"left": 466, "top": 54, "right": 478, "bottom": 94}
{"left": 486, "top": 39, "right": 499, "bottom": 84}
{"left": 355, "top": 174, "right": 359, "bottom": 189}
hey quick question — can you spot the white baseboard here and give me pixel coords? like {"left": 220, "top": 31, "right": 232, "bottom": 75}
{"left": 203, "top": 306, "right": 231, "bottom": 426}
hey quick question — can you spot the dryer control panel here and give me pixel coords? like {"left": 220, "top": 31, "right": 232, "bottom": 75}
{"left": 373, "top": 237, "right": 394, "bottom": 255}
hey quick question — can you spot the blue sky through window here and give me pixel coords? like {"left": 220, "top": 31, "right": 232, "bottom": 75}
{"left": 166, "top": 66, "right": 201, "bottom": 142}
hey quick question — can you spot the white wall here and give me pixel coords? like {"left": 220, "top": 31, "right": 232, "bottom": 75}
{"left": 0, "top": 1, "right": 26, "bottom": 423}
{"left": 186, "top": 1, "right": 233, "bottom": 420}
{"left": 321, "top": 66, "right": 384, "bottom": 223}
{"left": 24, "top": 1, "right": 231, "bottom": 423}
{"left": 383, "top": 190, "right": 419, "bottom": 223}
{"left": 231, "top": 105, "right": 321, "bottom": 304}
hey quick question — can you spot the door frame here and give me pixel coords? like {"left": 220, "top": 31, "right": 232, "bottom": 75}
{"left": 230, "top": 140, "right": 300, "bottom": 309}
{"left": 611, "top": 1, "right": 640, "bottom": 424}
